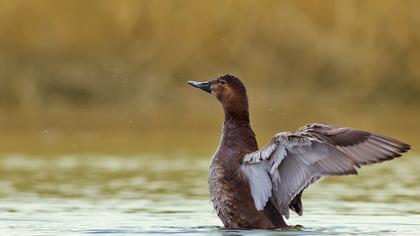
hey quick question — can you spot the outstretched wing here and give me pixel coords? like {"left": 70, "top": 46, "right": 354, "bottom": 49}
{"left": 240, "top": 123, "right": 410, "bottom": 218}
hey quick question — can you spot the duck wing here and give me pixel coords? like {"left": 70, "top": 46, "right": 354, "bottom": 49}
{"left": 240, "top": 123, "right": 410, "bottom": 218}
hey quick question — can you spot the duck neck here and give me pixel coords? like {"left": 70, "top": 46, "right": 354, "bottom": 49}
{"left": 221, "top": 106, "right": 258, "bottom": 152}
{"left": 224, "top": 110, "right": 250, "bottom": 124}
{"left": 222, "top": 96, "right": 250, "bottom": 123}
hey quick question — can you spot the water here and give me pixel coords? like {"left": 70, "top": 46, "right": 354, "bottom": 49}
{"left": 0, "top": 153, "right": 419, "bottom": 235}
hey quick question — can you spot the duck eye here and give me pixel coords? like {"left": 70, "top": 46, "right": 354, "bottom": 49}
{"left": 219, "top": 80, "right": 226, "bottom": 85}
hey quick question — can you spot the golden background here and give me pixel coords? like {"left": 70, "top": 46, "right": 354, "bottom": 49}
{"left": 0, "top": 0, "right": 418, "bottom": 154}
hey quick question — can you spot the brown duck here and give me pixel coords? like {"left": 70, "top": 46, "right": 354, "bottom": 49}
{"left": 187, "top": 74, "right": 410, "bottom": 229}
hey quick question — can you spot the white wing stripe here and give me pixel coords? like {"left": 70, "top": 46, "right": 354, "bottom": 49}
{"left": 270, "top": 146, "right": 287, "bottom": 174}
{"left": 240, "top": 163, "right": 272, "bottom": 210}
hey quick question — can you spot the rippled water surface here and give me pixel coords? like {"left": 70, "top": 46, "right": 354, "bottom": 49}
{"left": 0, "top": 154, "right": 419, "bottom": 235}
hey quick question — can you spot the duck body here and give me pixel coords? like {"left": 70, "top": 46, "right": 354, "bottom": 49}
{"left": 209, "top": 118, "right": 286, "bottom": 228}
{"left": 188, "top": 74, "right": 410, "bottom": 229}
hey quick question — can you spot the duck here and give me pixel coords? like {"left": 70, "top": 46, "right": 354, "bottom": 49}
{"left": 187, "top": 74, "right": 410, "bottom": 229}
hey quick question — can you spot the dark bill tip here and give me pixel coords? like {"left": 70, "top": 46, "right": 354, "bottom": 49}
{"left": 187, "top": 80, "right": 212, "bottom": 93}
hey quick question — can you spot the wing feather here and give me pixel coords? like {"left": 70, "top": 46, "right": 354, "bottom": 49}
{"left": 241, "top": 123, "right": 410, "bottom": 218}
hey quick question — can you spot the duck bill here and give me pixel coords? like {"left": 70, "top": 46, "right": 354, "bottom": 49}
{"left": 187, "top": 81, "right": 212, "bottom": 93}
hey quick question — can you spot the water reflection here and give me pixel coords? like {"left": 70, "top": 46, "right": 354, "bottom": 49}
{"left": 0, "top": 154, "right": 419, "bottom": 235}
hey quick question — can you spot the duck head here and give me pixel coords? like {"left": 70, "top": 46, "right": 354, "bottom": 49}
{"left": 188, "top": 74, "right": 249, "bottom": 121}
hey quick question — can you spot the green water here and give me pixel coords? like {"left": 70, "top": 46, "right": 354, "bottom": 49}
{"left": 0, "top": 153, "right": 419, "bottom": 235}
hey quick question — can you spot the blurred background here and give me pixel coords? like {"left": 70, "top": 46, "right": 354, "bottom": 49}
{"left": 1, "top": 1, "right": 419, "bottom": 235}
{"left": 0, "top": 0, "right": 419, "bottom": 155}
